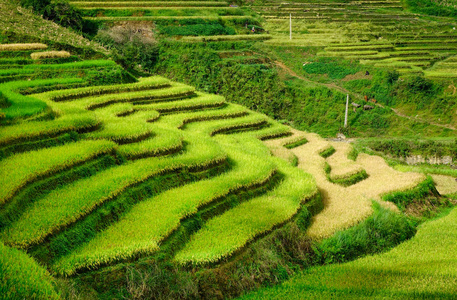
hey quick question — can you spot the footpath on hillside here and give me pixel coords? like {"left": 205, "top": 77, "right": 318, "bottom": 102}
{"left": 274, "top": 61, "right": 456, "bottom": 131}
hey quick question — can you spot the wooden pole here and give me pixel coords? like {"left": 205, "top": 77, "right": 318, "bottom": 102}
{"left": 344, "top": 94, "right": 349, "bottom": 128}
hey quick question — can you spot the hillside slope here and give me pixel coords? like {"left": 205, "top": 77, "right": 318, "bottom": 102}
{"left": 0, "top": 0, "right": 107, "bottom": 55}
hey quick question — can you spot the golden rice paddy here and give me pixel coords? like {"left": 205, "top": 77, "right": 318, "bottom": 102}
{"left": 265, "top": 129, "right": 425, "bottom": 239}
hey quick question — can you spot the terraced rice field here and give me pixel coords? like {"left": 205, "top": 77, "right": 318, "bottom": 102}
{"left": 253, "top": 0, "right": 457, "bottom": 75}
{"left": 71, "top": 0, "right": 249, "bottom": 22}
{"left": 70, "top": 0, "right": 271, "bottom": 42}
{"left": 241, "top": 196, "right": 457, "bottom": 299}
{"left": 0, "top": 43, "right": 442, "bottom": 297}
{"left": 0, "top": 43, "right": 321, "bottom": 282}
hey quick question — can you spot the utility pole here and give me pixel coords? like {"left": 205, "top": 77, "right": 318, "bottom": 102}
{"left": 290, "top": 13, "right": 292, "bottom": 40}
{"left": 344, "top": 94, "right": 349, "bottom": 128}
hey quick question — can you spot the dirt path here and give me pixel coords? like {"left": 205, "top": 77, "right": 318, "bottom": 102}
{"left": 274, "top": 60, "right": 456, "bottom": 131}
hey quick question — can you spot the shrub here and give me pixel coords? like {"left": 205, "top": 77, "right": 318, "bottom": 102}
{"left": 20, "top": 0, "right": 50, "bottom": 14}
{"left": 43, "top": 0, "right": 84, "bottom": 32}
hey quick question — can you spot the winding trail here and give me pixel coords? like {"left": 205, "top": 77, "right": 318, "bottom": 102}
{"left": 274, "top": 60, "right": 456, "bottom": 131}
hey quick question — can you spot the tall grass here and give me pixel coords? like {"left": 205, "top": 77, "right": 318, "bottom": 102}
{"left": 2, "top": 134, "right": 226, "bottom": 248}
{"left": 0, "top": 107, "right": 98, "bottom": 147}
{"left": 46, "top": 76, "right": 170, "bottom": 102}
{"left": 70, "top": 83, "right": 195, "bottom": 109}
{"left": 52, "top": 146, "right": 277, "bottom": 276}
{"left": 158, "top": 103, "right": 248, "bottom": 129}
{"left": 241, "top": 204, "right": 457, "bottom": 299}
{"left": 147, "top": 93, "right": 225, "bottom": 113}
{"left": 175, "top": 157, "right": 317, "bottom": 265}
{"left": 117, "top": 126, "right": 183, "bottom": 159}
{"left": 0, "top": 78, "right": 83, "bottom": 120}
{"left": 0, "top": 139, "right": 116, "bottom": 205}
{"left": 85, "top": 104, "right": 153, "bottom": 144}
{"left": 0, "top": 241, "right": 59, "bottom": 299}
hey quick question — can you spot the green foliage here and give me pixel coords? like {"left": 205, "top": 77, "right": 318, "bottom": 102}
{"left": 159, "top": 23, "right": 236, "bottom": 37}
{"left": 43, "top": 0, "right": 84, "bottom": 32}
{"left": 404, "top": 0, "right": 457, "bottom": 17}
{"left": 302, "top": 57, "right": 363, "bottom": 80}
{"left": 1, "top": 134, "right": 226, "bottom": 249}
{"left": 295, "top": 207, "right": 312, "bottom": 231}
{"left": 20, "top": 0, "right": 51, "bottom": 14}
{"left": 0, "top": 139, "right": 116, "bottom": 205}
{"left": 319, "top": 146, "right": 336, "bottom": 158}
{"left": 315, "top": 202, "right": 417, "bottom": 264}
{"left": 21, "top": 0, "right": 85, "bottom": 33}
{"left": 53, "top": 146, "right": 279, "bottom": 275}
{"left": 367, "top": 69, "right": 400, "bottom": 106}
{"left": 0, "top": 241, "right": 59, "bottom": 300}
{"left": 352, "top": 108, "right": 391, "bottom": 130}
{"left": 175, "top": 157, "right": 316, "bottom": 265}
{"left": 94, "top": 30, "right": 159, "bottom": 74}
{"left": 241, "top": 199, "right": 457, "bottom": 299}
{"left": 383, "top": 176, "right": 440, "bottom": 210}
{"left": 0, "top": 78, "right": 81, "bottom": 121}
{"left": 284, "top": 137, "right": 308, "bottom": 149}
{"left": 328, "top": 169, "right": 369, "bottom": 187}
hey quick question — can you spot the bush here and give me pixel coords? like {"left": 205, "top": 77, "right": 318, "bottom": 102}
{"left": 43, "top": 0, "right": 83, "bottom": 32}
{"left": 94, "top": 25, "right": 159, "bottom": 74}
{"left": 20, "top": 0, "right": 50, "bottom": 13}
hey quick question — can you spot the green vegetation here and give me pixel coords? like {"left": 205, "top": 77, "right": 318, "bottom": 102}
{"left": 404, "top": 0, "right": 457, "bottom": 17}
{"left": 241, "top": 202, "right": 457, "bottom": 299}
{"left": 319, "top": 146, "right": 336, "bottom": 158}
{"left": 2, "top": 0, "right": 457, "bottom": 298}
{"left": 1, "top": 135, "right": 226, "bottom": 248}
{"left": 0, "top": 139, "right": 115, "bottom": 205}
{"left": 358, "top": 138, "right": 457, "bottom": 160}
{"left": 0, "top": 241, "right": 59, "bottom": 299}
{"left": 175, "top": 157, "right": 316, "bottom": 265}
{"left": 53, "top": 145, "right": 277, "bottom": 275}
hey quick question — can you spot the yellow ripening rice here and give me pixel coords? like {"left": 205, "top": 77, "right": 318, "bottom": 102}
{"left": 0, "top": 43, "right": 47, "bottom": 51}
{"left": 431, "top": 174, "right": 457, "bottom": 195}
{"left": 284, "top": 131, "right": 424, "bottom": 239}
{"left": 326, "top": 142, "right": 364, "bottom": 180}
{"left": 31, "top": 51, "right": 71, "bottom": 60}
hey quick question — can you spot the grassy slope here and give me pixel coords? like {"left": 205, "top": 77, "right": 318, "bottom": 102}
{"left": 241, "top": 206, "right": 457, "bottom": 299}
{"left": 0, "top": 0, "right": 107, "bottom": 55}
{"left": 0, "top": 241, "right": 59, "bottom": 300}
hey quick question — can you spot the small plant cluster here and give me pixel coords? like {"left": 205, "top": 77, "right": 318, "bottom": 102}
{"left": 20, "top": 0, "right": 86, "bottom": 32}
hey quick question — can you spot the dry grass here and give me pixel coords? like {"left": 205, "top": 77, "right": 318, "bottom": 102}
{"left": 31, "top": 51, "right": 71, "bottom": 60}
{"left": 266, "top": 129, "right": 425, "bottom": 239}
{"left": 0, "top": 43, "right": 47, "bottom": 51}
{"left": 431, "top": 174, "right": 457, "bottom": 195}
